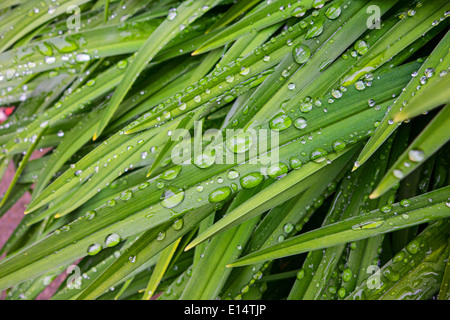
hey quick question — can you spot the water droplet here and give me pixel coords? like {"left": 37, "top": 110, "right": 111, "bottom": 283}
{"left": 400, "top": 199, "right": 411, "bottom": 207}
{"left": 291, "top": 6, "right": 306, "bottom": 17}
{"left": 297, "top": 269, "right": 305, "bottom": 280}
{"left": 157, "top": 232, "right": 166, "bottom": 241}
{"left": 240, "top": 67, "right": 250, "bottom": 75}
{"left": 289, "top": 157, "right": 302, "bottom": 169}
{"left": 354, "top": 40, "right": 369, "bottom": 55}
{"left": 331, "top": 89, "right": 342, "bottom": 99}
{"left": 424, "top": 68, "right": 435, "bottom": 78}
{"left": 310, "top": 148, "right": 328, "bottom": 163}
{"left": 299, "top": 100, "right": 313, "bottom": 113}
{"left": 269, "top": 112, "right": 292, "bottom": 131}
{"left": 240, "top": 172, "right": 264, "bottom": 189}
{"left": 76, "top": 53, "right": 91, "bottom": 62}
{"left": 87, "top": 244, "right": 102, "bottom": 256}
{"left": 120, "top": 190, "right": 132, "bottom": 201}
{"left": 85, "top": 211, "right": 96, "bottom": 220}
{"left": 105, "top": 198, "right": 116, "bottom": 207}
{"left": 167, "top": 8, "right": 177, "bottom": 20}
{"left": 342, "top": 268, "right": 353, "bottom": 282}
{"left": 117, "top": 60, "right": 128, "bottom": 69}
{"left": 45, "top": 56, "right": 56, "bottom": 64}
{"left": 161, "top": 165, "right": 182, "bottom": 180}
{"left": 292, "top": 44, "right": 311, "bottom": 64}
{"left": 383, "top": 266, "right": 400, "bottom": 282}
{"left": 283, "top": 223, "right": 294, "bottom": 233}
{"left": 227, "top": 170, "right": 239, "bottom": 180}
{"left": 332, "top": 140, "right": 346, "bottom": 151}
{"left": 105, "top": 234, "right": 121, "bottom": 247}
{"left": 354, "top": 80, "right": 366, "bottom": 91}
{"left": 408, "top": 149, "right": 424, "bottom": 162}
{"left": 306, "top": 20, "right": 324, "bottom": 39}
{"left": 406, "top": 239, "right": 420, "bottom": 255}
{"left": 209, "top": 186, "right": 232, "bottom": 203}
{"left": 325, "top": 4, "right": 342, "bottom": 19}
{"left": 160, "top": 187, "right": 185, "bottom": 208}
{"left": 172, "top": 219, "right": 184, "bottom": 231}
{"left": 294, "top": 117, "right": 307, "bottom": 129}
{"left": 267, "top": 162, "right": 288, "bottom": 178}
{"left": 393, "top": 169, "right": 404, "bottom": 179}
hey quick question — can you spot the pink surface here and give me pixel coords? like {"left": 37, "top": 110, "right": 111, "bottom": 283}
{"left": 0, "top": 154, "right": 65, "bottom": 300}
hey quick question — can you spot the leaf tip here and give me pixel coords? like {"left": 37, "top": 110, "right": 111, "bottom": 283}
{"left": 369, "top": 190, "right": 379, "bottom": 200}
{"left": 191, "top": 49, "right": 202, "bottom": 56}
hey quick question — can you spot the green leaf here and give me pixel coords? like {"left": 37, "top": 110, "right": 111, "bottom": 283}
{"left": 142, "top": 238, "right": 181, "bottom": 300}
{"left": 354, "top": 23, "right": 450, "bottom": 169}
{"left": 348, "top": 220, "right": 450, "bottom": 300}
{"left": 195, "top": 0, "right": 332, "bottom": 55}
{"left": 0, "top": 125, "right": 46, "bottom": 207}
{"left": 371, "top": 104, "right": 450, "bottom": 199}
{"left": 186, "top": 146, "right": 357, "bottom": 251}
{"left": 228, "top": 186, "right": 450, "bottom": 267}
{"left": 94, "top": 0, "right": 223, "bottom": 140}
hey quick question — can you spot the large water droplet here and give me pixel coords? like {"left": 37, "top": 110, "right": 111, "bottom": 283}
{"left": 408, "top": 149, "right": 424, "bottom": 162}
{"left": 120, "top": 190, "right": 132, "bottom": 201}
{"left": 310, "top": 148, "right": 328, "bottom": 163}
{"left": 172, "top": 219, "right": 184, "bottom": 231}
{"left": 292, "top": 44, "right": 311, "bottom": 64}
{"left": 289, "top": 157, "right": 302, "bottom": 169}
{"left": 87, "top": 244, "right": 102, "bottom": 256}
{"left": 269, "top": 112, "right": 292, "bottom": 131}
{"left": 209, "top": 186, "right": 232, "bottom": 203}
{"left": 167, "top": 8, "right": 177, "bottom": 20}
{"left": 227, "top": 170, "right": 239, "bottom": 180}
{"left": 325, "top": 4, "right": 342, "bottom": 19}
{"left": 354, "top": 40, "right": 369, "bottom": 55}
{"left": 105, "top": 234, "right": 121, "bottom": 247}
{"left": 161, "top": 165, "right": 182, "bottom": 180}
{"left": 393, "top": 169, "right": 404, "bottom": 179}
{"left": 294, "top": 117, "right": 307, "bottom": 129}
{"left": 160, "top": 187, "right": 185, "bottom": 208}
{"left": 267, "top": 162, "right": 288, "bottom": 178}
{"left": 240, "top": 172, "right": 264, "bottom": 189}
